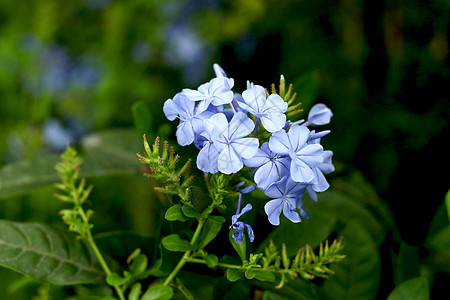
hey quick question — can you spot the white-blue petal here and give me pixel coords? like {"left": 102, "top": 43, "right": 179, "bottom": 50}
{"left": 232, "top": 137, "right": 259, "bottom": 159}
{"left": 218, "top": 146, "right": 243, "bottom": 174}
{"left": 269, "top": 130, "right": 290, "bottom": 155}
{"left": 176, "top": 121, "right": 195, "bottom": 146}
{"left": 264, "top": 198, "right": 283, "bottom": 226}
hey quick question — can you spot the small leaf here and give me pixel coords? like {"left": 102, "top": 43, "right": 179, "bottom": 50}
{"left": 141, "top": 285, "right": 174, "bottom": 300}
{"left": 128, "top": 282, "right": 142, "bottom": 300}
{"left": 254, "top": 271, "right": 276, "bottom": 282}
{"left": 229, "top": 230, "right": 246, "bottom": 262}
{"left": 387, "top": 277, "right": 429, "bottom": 300}
{"left": 106, "top": 272, "right": 127, "bottom": 286}
{"left": 182, "top": 205, "right": 200, "bottom": 218}
{"left": 244, "top": 269, "right": 256, "bottom": 279}
{"left": 226, "top": 269, "right": 242, "bottom": 282}
{"left": 130, "top": 254, "right": 148, "bottom": 276}
{"left": 205, "top": 254, "right": 219, "bottom": 268}
{"left": 0, "top": 220, "right": 104, "bottom": 285}
{"left": 162, "top": 234, "right": 193, "bottom": 252}
{"left": 165, "top": 204, "right": 188, "bottom": 222}
{"left": 199, "top": 216, "right": 226, "bottom": 248}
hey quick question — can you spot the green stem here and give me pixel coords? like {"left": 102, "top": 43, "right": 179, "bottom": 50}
{"left": 163, "top": 217, "right": 206, "bottom": 286}
{"left": 79, "top": 208, "right": 126, "bottom": 300}
{"left": 185, "top": 257, "right": 297, "bottom": 275}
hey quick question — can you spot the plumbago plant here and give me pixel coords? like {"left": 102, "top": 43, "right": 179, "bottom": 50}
{"left": 0, "top": 65, "right": 346, "bottom": 300}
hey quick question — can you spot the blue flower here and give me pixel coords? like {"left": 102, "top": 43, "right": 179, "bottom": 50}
{"left": 306, "top": 131, "right": 335, "bottom": 199}
{"left": 304, "top": 103, "right": 333, "bottom": 126}
{"left": 182, "top": 76, "right": 234, "bottom": 114}
{"left": 264, "top": 176, "right": 307, "bottom": 226}
{"left": 238, "top": 85, "right": 288, "bottom": 133}
{"left": 206, "top": 112, "right": 259, "bottom": 174}
{"left": 163, "top": 93, "right": 213, "bottom": 146}
{"left": 269, "top": 124, "right": 323, "bottom": 183}
{"left": 231, "top": 200, "right": 254, "bottom": 243}
{"left": 196, "top": 130, "right": 220, "bottom": 174}
{"left": 244, "top": 142, "right": 290, "bottom": 190}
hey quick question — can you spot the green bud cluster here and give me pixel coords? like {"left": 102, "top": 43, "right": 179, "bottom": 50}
{"left": 137, "top": 135, "right": 193, "bottom": 203}
{"left": 54, "top": 145, "right": 93, "bottom": 239}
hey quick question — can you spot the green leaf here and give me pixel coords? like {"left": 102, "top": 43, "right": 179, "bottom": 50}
{"left": 226, "top": 268, "right": 242, "bottom": 282}
{"left": 141, "top": 285, "right": 174, "bottom": 300}
{"left": 182, "top": 205, "right": 200, "bottom": 218}
{"left": 0, "top": 129, "right": 140, "bottom": 199}
{"left": 318, "top": 221, "right": 380, "bottom": 300}
{"left": 257, "top": 206, "right": 336, "bottom": 256}
{"left": 128, "top": 283, "right": 142, "bottom": 300}
{"left": 425, "top": 225, "right": 450, "bottom": 272}
{"left": 254, "top": 271, "right": 275, "bottom": 282}
{"left": 445, "top": 189, "right": 450, "bottom": 222}
{"left": 129, "top": 254, "right": 148, "bottom": 276}
{"left": 263, "top": 290, "right": 292, "bottom": 300}
{"left": 132, "top": 101, "right": 153, "bottom": 138}
{"left": 199, "top": 216, "right": 226, "bottom": 248}
{"left": 395, "top": 243, "right": 420, "bottom": 283}
{"left": 165, "top": 204, "right": 188, "bottom": 222}
{"left": 106, "top": 272, "right": 127, "bottom": 286}
{"left": 244, "top": 269, "right": 255, "bottom": 279}
{"left": 387, "top": 277, "right": 429, "bottom": 300}
{"left": 229, "top": 230, "right": 246, "bottom": 262}
{"left": 204, "top": 254, "right": 219, "bottom": 268}
{"left": 0, "top": 220, "right": 104, "bottom": 285}
{"left": 162, "top": 234, "right": 193, "bottom": 252}
{"left": 292, "top": 70, "right": 320, "bottom": 111}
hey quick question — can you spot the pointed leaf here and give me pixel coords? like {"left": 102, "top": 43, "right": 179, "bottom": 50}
{"left": 0, "top": 220, "right": 104, "bottom": 285}
{"left": 199, "top": 216, "right": 226, "bottom": 248}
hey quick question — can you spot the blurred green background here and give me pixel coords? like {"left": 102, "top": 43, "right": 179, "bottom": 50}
{"left": 0, "top": 0, "right": 448, "bottom": 299}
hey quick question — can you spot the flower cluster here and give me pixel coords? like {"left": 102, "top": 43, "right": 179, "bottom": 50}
{"left": 163, "top": 64, "right": 334, "bottom": 241}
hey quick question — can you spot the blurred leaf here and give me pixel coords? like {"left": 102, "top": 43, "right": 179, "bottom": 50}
{"left": 318, "top": 221, "right": 380, "bottom": 300}
{"left": 263, "top": 290, "right": 292, "bottom": 300}
{"left": 254, "top": 271, "right": 275, "bottom": 282}
{"left": 244, "top": 268, "right": 255, "bottom": 279}
{"left": 0, "top": 129, "right": 141, "bottom": 199}
{"left": 106, "top": 273, "right": 127, "bottom": 286}
{"left": 387, "top": 277, "right": 429, "bottom": 300}
{"left": 141, "top": 285, "right": 173, "bottom": 300}
{"left": 199, "top": 216, "right": 225, "bottom": 249}
{"left": 292, "top": 70, "right": 320, "bottom": 112}
{"left": 445, "top": 189, "right": 450, "bottom": 222}
{"left": 254, "top": 277, "right": 318, "bottom": 300}
{"left": 425, "top": 225, "right": 450, "bottom": 272}
{"left": 162, "top": 234, "right": 192, "bottom": 252}
{"left": 394, "top": 243, "right": 421, "bottom": 284}
{"left": 257, "top": 206, "right": 336, "bottom": 256}
{"left": 0, "top": 220, "right": 104, "bottom": 285}
{"left": 94, "top": 231, "right": 152, "bottom": 264}
{"left": 204, "top": 254, "right": 219, "bottom": 268}
{"left": 129, "top": 254, "right": 148, "bottom": 276}
{"left": 226, "top": 268, "right": 242, "bottom": 282}
{"left": 132, "top": 101, "right": 153, "bottom": 139}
